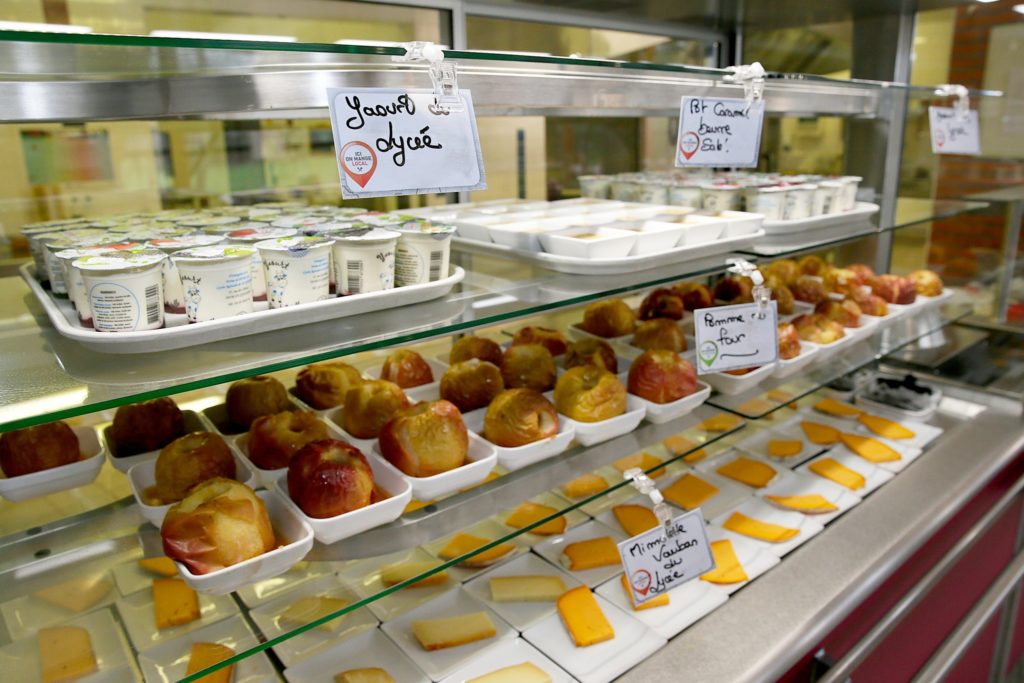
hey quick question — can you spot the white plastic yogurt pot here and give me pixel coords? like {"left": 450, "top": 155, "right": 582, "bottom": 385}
{"left": 578, "top": 175, "right": 613, "bottom": 199}
{"left": 838, "top": 176, "right": 862, "bottom": 211}
{"left": 255, "top": 235, "right": 334, "bottom": 308}
{"left": 393, "top": 223, "right": 455, "bottom": 287}
{"left": 75, "top": 251, "right": 167, "bottom": 332}
{"left": 813, "top": 181, "right": 844, "bottom": 216}
{"left": 271, "top": 215, "right": 328, "bottom": 231}
{"left": 329, "top": 227, "right": 401, "bottom": 295}
{"left": 783, "top": 184, "right": 817, "bottom": 220}
{"left": 201, "top": 220, "right": 270, "bottom": 235}
{"left": 226, "top": 227, "right": 297, "bottom": 301}
{"left": 125, "top": 226, "right": 195, "bottom": 243}
{"left": 179, "top": 215, "right": 242, "bottom": 229}
{"left": 701, "top": 184, "right": 743, "bottom": 212}
{"left": 60, "top": 242, "right": 144, "bottom": 324}
{"left": 42, "top": 232, "right": 116, "bottom": 296}
{"left": 22, "top": 222, "right": 90, "bottom": 279}
{"left": 610, "top": 180, "right": 640, "bottom": 202}
{"left": 668, "top": 184, "right": 704, "bottom": 208}
{"left": 636, "top": 181, "right": 670, "bottom": 204}
{"left": 171, "top": 245, "right": 255, "bottom": 323}
{"left": 147, "top": 235, "right": 227, "bottom": 313}
{"left": 747, "top": 186, "right": 789, "bottom": 221}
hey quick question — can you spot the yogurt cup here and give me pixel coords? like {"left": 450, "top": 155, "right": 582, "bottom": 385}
{"left": 635, "top": 180, "right": 671, "bottom": 205}
{"left": 578, "top": 175, "right": 613, "bottom": 199}
{"left": 23, "top": 225, "right": 88, "bottom": 281}
{"left": 668, "top": 183, "right": 703, "bottom": 208}
{"left": 125, "top": 226, "right": 195, "bottom": 242}
{"left": 171, "top": 245, "right": 255, "bottom": 323}
{"left": 393, "top": 223, "right": 455, "bottom": 287}
{"left": 701, "top": 184, "right": 743, "bottom": 212}
{"left": 255, "top": 235, "right": 334, "bottom": 308}
{"left": 813, "top": 180, "right": 844, "bottom": 216}
{"left": 783, "top": 183, "right": 817, "bottom": 220}
{"left": 74, "top": 250, "right": 167, "bottom": 332}
{"left": 272, "top": 215, "right": 328, "bottom": 231}
{"left": 253, "top": 201, "right": 307, "bottom": 210}
{"left": 329, "top": 227, "right": 401, "bottom": 295}
{"left": 838, "top": 176, "right": 862, "bottom": 211}
{"left": 746, "top": 186, "right": 789, "bottom": 221}
{"left": 610, "top": 179, "right": 640, "bottom": 202}
{"left": 37, "top": 230, "right": 111, "bottom": 291}
{"left": 226, "top": 227, "right": 298, "bottom": 301}
{"left": 201, "top": 220, "right": 270, "bottom": 236}
{"left": 58, "top": 242, "right": 142, "bottom": 325}
{"left": 147, "top": 235, "right": 227, "bottom": 314}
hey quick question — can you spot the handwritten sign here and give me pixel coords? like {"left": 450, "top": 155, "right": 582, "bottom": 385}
{"left": 617, "top": 509, "right": 715, "bottom": 604}
{"left": 327, "top": 88, "right": 487, "bottom": 198}
{"left": 693, "top": 301, "right": 778, "bottom": 374}
{"left": 675, "top": 96, "right": 765, "bottom": 168}
{"left": 929, "top": 106, "right": 980, "bottom": 155}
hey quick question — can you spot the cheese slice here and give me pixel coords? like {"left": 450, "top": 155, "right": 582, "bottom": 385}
{"left": 764, "top": 494, "right": 838, "bottom": 513}
{"left": 563, "top": 537, "right": 621, "bottom": 571}
{"left": 808, "top": 457, "right": 866, "bottom": 490}
{"left": 33, "top": 576, "right": 111, "bottom": 613}
{"left": 438, "top": 533, "right": 515, "bottom": 567}
{"left": 716, "top": 457, "right": 777, "bottom": 488}
{"left": 153, "top": 578, "right": 200, "bottom": 629}
{"left": 766, "top": 389, "right": 796, "bottom": 405}
{"left": 839, "top": 432, "right": 901, "bottom": 463}
{"left": 801, "top": 421, "right": 841, "bottom": 445}
{"left": 612, "top": 452, "right": 665, "bottom": 478}
{"left": 279, "top": 596, "right": 349, "bottom": 631}
{"left": 700, "top": 540, "right": 748, "bottom": 585}
{"left": 662, "top": 434, "right": 706, "bottom": 462}
{"left": 138, "top": 557, "right": 178, "bottom": 577}
{"left": 335, "top": 668, "right": 396, "bottom": 683}
{"left": 619, "top": 574, "right": 669, "bottom": 611}
{"left": 411, "top": 612, "right": 496, "bottom": 651}
{"left": 38, "top": 626, "right": 97, "bottom": 683}
{"left": 612, "top": 504, "right": 659, "bottom": 536}
{"left": 185, "top": 642, "right": 235, "bottom": 683}
{"left": 489, "top": 575, "right": 566, "bottom": 602}
{"left": 662, "top": 473, "right": 719, "bottom": 510}
{"left": 814, "top": 397, "right": 863, "bottom": 418}
{"left": 561, "top": 473, "right": 609, "bottom": 498}
{"left": 505, "top": 502, "right": 567, "bottom": 535}
{"left": 404, "top": 498, "right": 434, "bottom": 514}
{"left": 767, "top": 439, "right": 803, "bottom": 459}
{"left": 557, "top": 586, "right": 615, "bottom": 647}
{"left": 699, "top": 414, "right": 742, "bottom": 432}
{"left": 379, "top": 561, "right": 448, "bottom": 588}
{"left": 722, "top": 511, "right": 799, "bottom": 543}
{"left": 468, "top": 662, "right": 552, "bottom": 683}
{"left": 737, "top": 398, "right": 775, "bottom": 415}
{"left": 858, "top": 413, "right": 915, "bottom": 440}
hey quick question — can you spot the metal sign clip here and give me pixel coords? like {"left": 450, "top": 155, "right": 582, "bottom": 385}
{"left": 725, "top": 61, "right": 766, "bottom": 104}
{"left": 935, "top": 83, "right": 970, "bottom": 121}
{"left": 624, "top": 468, "right": 674, "bottom": 536}
{"left": 726, "top": 257, "right": 771, "bottom": 319}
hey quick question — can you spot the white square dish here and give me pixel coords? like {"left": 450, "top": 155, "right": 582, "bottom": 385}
{"left": 2, "top": 569, "right": 119, "bottom": 641}
{"left": 759, "top": 471, "right": 862, "bottom": 524}
{"left": 697, "top": 450, "right": 789, "bottom": 490}
{"left": 103, "top": 410, "right": 207, "bottom": 473}
{"left": 710, "top": 498, "right": 825, "bottom": 558}
{"left": 700, "top": 526, "right": 781, "bottom": 594}
{"left": 675, "top": 215, "right": 728, "bottom": 245}
{"left": 827, "top": 439, "right": 923, "bottom": 474}
{"left": 462, "top": 406, "right": 576, "bottom": 472}
{"left": 735, "top": 428, "right": 824, "bottom": 467}
{"left": 370, "top": 432, "right": 497, "bottom": 500}
{"left": 137, "top": 614, "right": 276, "bottom": 683}
{"left": 559, "top": 395, "right": 647, "bottom": 447}
{"left": 595, "top": 569, "right": 728, "bottom": 639}
{"left": 797, "top": 450, "right": 894, "bottom": 497}
{"left": 532, "top": 519, "right": 629, "bottom": 588}
{"left": 423, "top": 519, "right": 529, "bottom": 583}
{"left": 438, "top": 637, "right": 574, "bottom": 683}
{"left": 463, "top": 552, "right": 583, "bottom": 632}
{"left": 282, "top": 628, "right": 429, "bottom": 683}
{"left": 340, "top": 547, "right": 456, "bottom": 621}
{"left": 499, "top": 491, "right": 591, "bottom": 538}
{"left": 630, "top": 381, "right": 711, "bottom": 424}
{"left": 0, "top": 426, "right": 104, "bottom": 502}
{"left": 658, "top": 469, "right": 754, "bottom": 522}
{"left": 115, "top": 583, "right": 238, "bottom": 652}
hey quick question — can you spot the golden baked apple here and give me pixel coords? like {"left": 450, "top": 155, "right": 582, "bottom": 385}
{"left": 908, "top": 269, "right": 943, "bottom": 297}
{"left": 580, "top": 299, "right": 636, "bottom": 338}
{"left": 847, "top": 263, "right": 877, "bottom": 286}
{"left": 792, "top": 313, "right": 846, "bottom": 344}
{"left": 295, "top": 362, "right": 363, "bottom": 409}
{"left": 110, "top": 397, "right": 185, "bottom": 456}
{"left": 501, "top": 344, "right": 557, "bottom": 392}
{"left": 798, "top": 254, "right": 827, "bottom": 276}
{"left": 639, "top": 288, "right": 684, "bottom": 320}
{"left": 765, "top": 277, "right": 795, "bottom": 315}
{"left": 632, "top": 318, "right": 687, "bottom": 352}
{"left": 226, "top": 375, "right": 291, "bottom": 429}
{"left": 763, "top": 259, "right": 800, "bottom": 286}
{"left": 248, "top": 410, "right": 330, "bottom": 470}
{"left": 815, "top": 299, "right": 862, "bottom": 328}
{"left": 154, "top": 432, "right": 236, "bottom": 504}
{"left": 627, "top": 350, "right": 697, "bottom": 404}
{"left": 381, "top": 349, "right": 434, "bottom": 388}
{"left": 483, "top": 388, "right": 559, "bottom": 447}
{"left": 449, "top": 336, "right": 504, "bottom": 366}
{"left": 440, "top": 360, "right": 505, "bottom": 412}
{"left": 564, "top": 338, "right": 618, "bottom": 374}
{"left": 778, "top": 323, "right": 801, "bottom": 360}
{"left": 511, "top": 326, "right": 568, "bottom": 357}
{"left": 554, "top": 366, "right": 627, "bottom": 422}
{"left": 343, "top": 380, "right": 409, "bottom": 440}
{"left": 872, "top": 274, "right": 916, "bottom": 304}
{"left": 287, "top": 439, "right": 374, "bottom": 518}
{"left": 671, "top": 282, "right": 714, "bottom": 311}
{"left": 0, "top": 422, "right": 79, "bottom": 478}
{"left": 848, "top": 289, "right": 888, "bottom": 316}
{"left": 161, "top": 478, "right": 275, "bottom": 575}
{"left": 379, "top": 400, "right": 469, "bottom": 477}
{"left": 713, "top": 276, "right": 754, "bottom": 304}
{"left": 791, "top": 275, "right": 829, "bottom": 304}
{"left": 823, "top": 267, "right": 864, "bottom": 296}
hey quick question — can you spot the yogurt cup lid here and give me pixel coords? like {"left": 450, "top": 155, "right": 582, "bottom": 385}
{"left": 253, "top": 201, "right": 306, "bottom": 210}
{"left": 147, "top": 234, "right": 226, "bottom": 251}
{"left": 73, "top": 250, "right": 166, "bottom": 273}
{"left": 330, "top": 227, "right": 402, "bottom": 243}
{"left": 254, "top": 235, "right": 334, "bottom": 252}
{"left": 21, "top": 219, "right": 89, "bottom": 234}
{"left": 227, "top": 227, "right": 298, "bottom": 242}
{"left": 392, "top": 222, "right": 457, "bottom": 236}
{"left": 171, "top": 244, "right": 254, "bottom": 262}
{"left": 272, "top": 215, "right": 329, "bottom": 229}
{"left": 701, "top": 183, "right": 740, "bottom": 190}
{"left": 177, "top": 215, "right": 242, "bottom": 228}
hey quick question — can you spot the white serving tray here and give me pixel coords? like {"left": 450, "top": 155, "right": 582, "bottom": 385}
{"left": 761, "top": 202, "right": 879, "bottom": 235}
{"left": 21, "top": 262, "right": 465, "bottom": 353}
{"left": 371, "top": 432, "right": 498, "bottom": 501}
{"left": 282, "top": 628, "right": 429, "bottom": 683}
{"left": 0, "top": 426, "right": 104, "bottom": 502}
{"left": 462, "top": 407, "right": 576, "bottom": 472}
{"left": 438, "top": 637, "right": 574, "bottom": 683}
{"left": 137, "top": 614, "right": 276, "bottom": 683}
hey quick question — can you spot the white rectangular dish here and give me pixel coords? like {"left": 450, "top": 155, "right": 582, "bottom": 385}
{"left": 21, "top": 263, "right": 465, "bottom": 353}
{"left": 283, "top": 627, "right": 429, "bottom": 683}
{"left": 0, "top": 426, "right": 104, "bottom": 502}
{"left": 797, "top": 451, "right": 894, "bottom": 497}
{"left": 103, "top": 410, "right": 207, "bottom": 473}
{"left": 595, "top": 569, "right": 729, "bottom": 639}
{"left": 137, "top": 614, "right": 276, "bottom": 683}
{"left": 370, "top": 432, "right": 498, "bottom": 500}
{"left": 438, "top": 637, "right": 574, "bottom": 683}
{"left": 631, "top": 381, "right": 711, "bottom": 424}
{"left": 703, "top": 363, "right": 777, "bottom": 396}
{"left": 461, "top": 407, "right": 576, "bottom": 471}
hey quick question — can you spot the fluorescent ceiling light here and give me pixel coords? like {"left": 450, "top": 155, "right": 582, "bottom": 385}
{"left": 0, "top": 20, "right": 92, "bottom": 33}
{"left": 149, "top": 30, "right": 297, "bottom": 42}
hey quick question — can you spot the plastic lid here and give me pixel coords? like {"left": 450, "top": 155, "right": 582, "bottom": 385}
{"left": 176, "top": 215, "right": 241, "bottom": 228}
{"left": 271, "top": 215, "right": 329, "bottom": 229}
{"left": 146, "top": 234, "right": 226, "bottom": 251}
{"left": 392, "top": 221, "right": 457, "bottom": 236}
{"left": 330, "top": 227, "right": 402, "bottom": 243}
{"left": 254, "top": 235, "right": 335, "bottom": 252}
{"left": 73, "top": 250, "right": 165, "bottom": 273}
{"left": 171, "top": 244, "right": 254, "bottom": 262}
{"left": 226, "top": 227, "right": 298, "bottom": 242}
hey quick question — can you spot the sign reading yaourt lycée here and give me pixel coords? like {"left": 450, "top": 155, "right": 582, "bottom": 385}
{"left": 327, "top": 88, "right": 487, "bottom": 199}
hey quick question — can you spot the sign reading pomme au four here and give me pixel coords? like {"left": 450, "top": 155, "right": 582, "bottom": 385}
{"left": 693, "top": 301, "right": 779, "bottom": 374}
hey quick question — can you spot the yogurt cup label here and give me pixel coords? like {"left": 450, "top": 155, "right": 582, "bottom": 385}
{"left": 83, "top": 266, "right": 164, "bottom": 332}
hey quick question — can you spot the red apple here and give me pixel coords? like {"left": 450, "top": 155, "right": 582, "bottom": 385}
{"left": 287, "top": 439, "right": 374, "bottom": 518}
{"left": 248, "top": 410, "right": 329, "bottom": 470}
{"left": 672, "top": 282, "right": 714, "bottom": 311}
{"left": 873, "top": 274, "right": 916, "bottom": 304}
{"left": 379, "top": 400, "right": 468, "bottom": 477}
{"left": 381, "top": 349, "right": 434, "bottom": 388}
{"left": 778, "top": 323, "right": 801, "bottom": 360}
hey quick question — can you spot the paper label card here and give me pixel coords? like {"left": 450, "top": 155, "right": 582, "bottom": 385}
{"left": 693, "top": 301, "right": 779, "bottom": 374}
{"left": 675, "top": 96, "right": 765, "bottom": 167}
{"left": 617, "top": 508, "right": 715, "bottom": 603}
{"left": 327, "top": 87, "right": 487, "bottom": 198}
{"left": 929, "top": 106, "right": 980, "bottom": 155}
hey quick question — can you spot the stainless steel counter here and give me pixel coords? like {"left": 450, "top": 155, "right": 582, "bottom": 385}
{"left": 621, "top": 391, "right": 1024, "bottom": 683}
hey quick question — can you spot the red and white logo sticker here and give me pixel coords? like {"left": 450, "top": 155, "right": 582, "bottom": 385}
{"left": 679, "top": 131, "right": 700, "bottom": 160}
{"left": 629, "top": 568, "right": 653, "bottom": 596}
{"left": 340, "top": 141, "right": 378, "bottom": 188}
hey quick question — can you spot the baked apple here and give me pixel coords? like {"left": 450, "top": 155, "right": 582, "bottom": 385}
{"left": 847, "top": 263, "right": 877, "bottom": 285}
{"left": 287, "top": 439, "right": 374, "bottom": 518}
{"left": 672, "top": 282, "right": 714, "bottom": 311}
{"left": 379, "top": 400, "right": 468, "bottom": 477}
{"left": 632, "top": 318, "right": 687, "bottom": 352}
{"left": 381, "top": 349, "right": 434, "bottom": 388}
{"left": 248, "top": 410, "right": 330, "bottom": 470}
{"left": 554, "top": 366, "right": 627, "bottom": 422}
{"left": 824, "top": 267, "right": 864, "bottom": 296}
{"left": 798, "top": 254, "right": 827, "bottom": 276}
{"left": 765, "top": 278, "right": 795, "bottom": 315}
{"left": 440, "top": 360, "right": 505, "bottom": 412}
{"left": 295, "top": 362, "right": 363, "bottom": 410}
{"left": 501, "top": 344, "right": 557, "bottom": 392}
{"left": 226, "top": 375, "right": 292, "bottom": 429}
{"left": 162, "top": 478, "right": 275, "bottom": 575}
{"left": 763, "top": 259, "right": 800, "bottom": 286}
{"left": 872, "top": 274, "right": 916, "bottom": 304}
{"left": 627, "top": 350, "right": 697, "bottom": 404}
{"left": 778, "top": 323, "right": 801, "bottom": 360}
{"left": 848, "top": 289, "right": 888, "bottom": 316}
{"left": 511, "top": 326, "right": 567, "bottom": 357}
{"left": 816, "top": 299, "right": 862, "bottom": 328}
{"left": 792, "top": 313, "right": 846, "bottom": 344}
{"left": 580, "top": 299, "right": 636, "bottom": 338}
{"left": 0, "top": 422, "right": 79, "bottom": 478}
{"left": 791, "top": 275, "right": 829, "bottom": 305}
{"left": 154, "top": 432, "right": 236, "bottom": 504}
{"left": 639, "top": 288, "right": 684, "bottom": 320}
{"left": 564, "top": 338, "right": 618, "bottom": 374}
{"left": 908, "top": 269, "right": 943, "bottom": 297}
{"left": 483, "top": 388, "right": 559, "bottom": 447}
{"left": 110, "top": 397, "right": 185, "bottom": 456}
{"left": 449, "top": 336, "right": 504, "bottom": 366}
{"left": 713, "top": 275, "right": 754, "bottom": 304}
{"left": 343, "top": 380, "right": 409, "bottom": 439}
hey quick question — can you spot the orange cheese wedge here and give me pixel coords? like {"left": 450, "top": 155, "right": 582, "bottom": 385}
{"left": 722, "top": 511, "right": 799, "bottom": 543}
{"left": 612, "top": 452, "right": 665, "bottom": 478}
{"left": 764, "top": 494, "right": 838, "bottom": 513}
{"left": 767, "top": 439, "right": 803, "bottom": 458}
{"left": 814, "top": 397, "right": 863, "bottom": 418}
{"left": 701, "top": 540, "right": 748, "bottom": 585}
{"left": 699, "top": 414, "right": 742, "bottom": 432}
{"left": 563, "top": 537, "right": 621, "bottom": 570}
{"left": 716, "top": 457, "right": 777, "bottom": 488}
{"left": 858, "top": 413, "right": 915, "bottom": 440}
{"left": 153, "top": 579, "right": 200, "bottom": 630}
{"left": 138, "top": 557, "right": 178, "bottom": 577}
{"left": 404, "top": 498, "right": 435, "bottom": 514}
{"left": 801, "top": 421, "right": 841, "bottom": 445}
{"left": 737, "top": 398, "right": 775, "bottom": 415}
{"left": 767, "top": 389, "right": 796, "bottom": 404}
{"left": 505, "top": 502, "right": 567, "bottom": 536}
{"left": 185, "top": 642, "right": 235, "bottom": 683}
{"left": 839, "top": 432, "right": 901, "bottom": 463}
{"left": 808, "top": 457, "right": 866, "bottom": 490}
{"left": 562, "top": 473, "right": 608, "bottom": 499}
{"left": 557, "top": 586, "right": 615, "bottom": 647}
{"left": 612, "top": 504, "right": 659, "bottom": 536}
{"left": 619, "top": 574, "right": 669, "bottom": 611}
{"left": 662, "top": 473, "right": 719, "bottom": 510}
{"left": 662, "top": 434, "right": 707, "bottom": 462}
{"left": 438, "top": 534, "right": 515, "bottom": 567}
